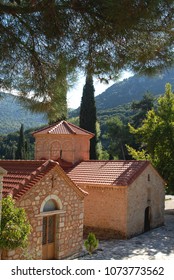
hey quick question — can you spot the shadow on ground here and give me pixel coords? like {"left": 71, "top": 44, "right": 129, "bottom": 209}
{"left": 77, "top": 213, "right": 174, "bottom": 260}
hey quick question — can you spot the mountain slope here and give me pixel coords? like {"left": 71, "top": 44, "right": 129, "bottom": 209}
{"left": 0, "top": 92, "right": 47, "bottom": 135}
{"left": 1, "top": 67, "right": 174, "bottom": 135}
{"left": 95, "top": 68, "right": 174, "bottom": 110}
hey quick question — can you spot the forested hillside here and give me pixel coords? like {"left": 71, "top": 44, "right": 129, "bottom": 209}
{"left": 0, "top": 92, "right": 47, "bottom": 135}
{"left": 69, "top": 68, "right": 174, "bottom": 159}
{"left": 70, "top": 67, "right": 174, "bottom": 123}
{"left": 95, "top": 67, "right": 174, "bottom": 110}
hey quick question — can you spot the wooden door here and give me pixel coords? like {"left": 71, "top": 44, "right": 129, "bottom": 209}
{"left": 42, "top": 215, "right": 56, "bottom": 259}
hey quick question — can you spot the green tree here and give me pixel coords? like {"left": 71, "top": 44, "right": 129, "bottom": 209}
{"left": 127, "top": 83, "right": 174, "bottom": 193}
{"left": 1, "top": 1, "right": 174, "bottom": 119}
{"left": 0, "top": 196, "right": 31, "bottom": 258}
{"left": 0, "top": 129, "right": 34, "bottom": 160}
{"left": 105, "top": 116, "right": 132, "bottom": 160}
{"left": 80, "top": 75, "right": 97, "bottom": 159}
{"left": 95, "top": 121, "right": 109, "bottom": 160}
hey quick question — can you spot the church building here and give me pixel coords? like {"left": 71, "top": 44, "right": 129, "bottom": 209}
{"left": 0, "top": 121, "right": 165, "bottom": 259}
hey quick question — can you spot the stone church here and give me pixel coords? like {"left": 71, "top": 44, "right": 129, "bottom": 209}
{"left": 0, "top": 121, "right": 165, "bottom": 260}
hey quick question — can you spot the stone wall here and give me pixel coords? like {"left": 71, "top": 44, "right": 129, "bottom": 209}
{"left": 2, "top": 166, "right": 84, "bottom": 260}
{"left": 81, "top": 184, "right": 127, "bottom": 239}
{"left": 127, "top": 165, "right": 165, "bottom": 238}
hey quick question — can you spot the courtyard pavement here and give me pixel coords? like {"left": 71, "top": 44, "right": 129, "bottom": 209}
{"left": 77, "top": 196, "right": 174, "bottom": 260}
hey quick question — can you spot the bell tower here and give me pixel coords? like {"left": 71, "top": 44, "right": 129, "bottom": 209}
{"left": 33, "top": 121, "right": 94, "bottom": 165}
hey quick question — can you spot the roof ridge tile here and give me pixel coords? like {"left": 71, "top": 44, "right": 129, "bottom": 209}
{"left": 64, "top": 121, "right": 76, "bottom": 134}
{"left": 48, "top": 121, "right": 63, "bottom": 134}
{"left": 66, "top": 121, "right": 95, "bottom": 136}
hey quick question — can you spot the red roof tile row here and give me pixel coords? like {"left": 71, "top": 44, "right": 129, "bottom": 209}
{"left": 66, "top": 160, "right": 150, "bottom": 186}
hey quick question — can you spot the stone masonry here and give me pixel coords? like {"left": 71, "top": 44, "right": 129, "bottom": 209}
{"left": 2, "top": 165, "right": 85, "bottom": 260}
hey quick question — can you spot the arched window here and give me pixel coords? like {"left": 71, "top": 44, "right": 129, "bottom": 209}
{"left": 43, "top": 199, "right": 57, "bottom": 212}
{"left": 61, "top": 140, "right": 73, "bottom": 162}
{"left": 40, "top": 195, "right": 63, "bottom": 213}
{"left": 50, "top": 141, "right": 61, "bottom": 159}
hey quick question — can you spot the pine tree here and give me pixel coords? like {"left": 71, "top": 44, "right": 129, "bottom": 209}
{"left": 1, "top": 1, "right": 174, "bottom": 120}
{"left": 80, "top": 75, "right": 97, "bottom": 159}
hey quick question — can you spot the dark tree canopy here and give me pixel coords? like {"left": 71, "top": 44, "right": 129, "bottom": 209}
{"left": 1, "top": 0, "right": 174, "bottom": 113}
{"left": 131, "top": 93, "right": 155, "bottom": 128}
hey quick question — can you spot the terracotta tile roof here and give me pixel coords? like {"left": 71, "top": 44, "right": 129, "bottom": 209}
{"left": 32, "top": 120, "right": 94, "bottom": 137}
{"left": 66, "top": 160, "right": 150, "bottom": 186}
{"left": 0, "top": 160, "right": 57, "bottom": 199}
{"left": 0, "top": 159, "right": 87, "bottom": 199}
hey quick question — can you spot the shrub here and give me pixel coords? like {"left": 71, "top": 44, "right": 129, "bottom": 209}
{"left": 0, "top": 196, "right": 31, "bottom": 251}
{"left": 84, "top": 232, "right": 99, "bottom": 255}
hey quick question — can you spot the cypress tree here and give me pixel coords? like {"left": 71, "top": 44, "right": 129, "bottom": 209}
{"left": 80, "top": 75, "right": 97, "bottom": 159}
{"left": 15, "top": 124, "right": 26, "bottom": 159}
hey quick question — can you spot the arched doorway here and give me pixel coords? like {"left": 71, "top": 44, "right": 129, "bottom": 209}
{"left": 144, "top": 206, "right": 151, "bottom": 232}
{"left": 42, "top": 199, "right": 58, "bottom": 260}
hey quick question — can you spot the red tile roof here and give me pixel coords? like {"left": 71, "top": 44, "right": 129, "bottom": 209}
{"left": 0, "top": 160, "right": 87, "bottom": 199}
{"left": 33, "top": 120, "right": 94, "bottom": 137}
{"left": 0, "top": 160, "right": 57, "bottom": 199}
{"left": 0, "top": 159, "right": 151, "bottom": 200}
{"left": 66, "top": 160, "right": 150, "bottom": 186}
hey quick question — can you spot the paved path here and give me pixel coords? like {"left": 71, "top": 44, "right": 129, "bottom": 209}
{"left": 77, "top": 196, "right": 174, "bottom": 260}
